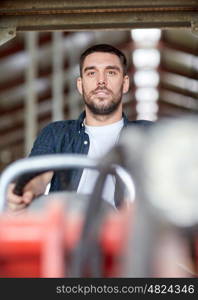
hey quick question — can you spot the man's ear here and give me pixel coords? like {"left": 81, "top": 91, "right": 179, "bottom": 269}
{"left": 77, "top": 77, "right": 83, "bottom": 95}
{"left": 123, "top": 75, "right": 130, "bottom": 94}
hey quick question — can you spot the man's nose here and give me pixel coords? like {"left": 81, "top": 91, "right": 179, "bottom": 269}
{"left": 97, "top": 73, "right": 106, "bottom": 86}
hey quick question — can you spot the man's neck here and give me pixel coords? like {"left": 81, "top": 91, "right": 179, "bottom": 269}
{"left": 84, "top": 108, "right": 122, "bottom": 126}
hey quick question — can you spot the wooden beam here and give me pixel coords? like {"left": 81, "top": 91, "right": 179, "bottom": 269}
{"left": 158, "top": 99, "right": 197, "bottom": 117}
{"left": 159, "top": 63, "right": 198, "bottom": 81}
{"left": 159, "top": 81, "right": 198, "bottom": 99}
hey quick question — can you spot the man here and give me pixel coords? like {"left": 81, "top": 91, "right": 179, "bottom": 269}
{"left": 7, "top": 44, "right": 152, "bottom": 211}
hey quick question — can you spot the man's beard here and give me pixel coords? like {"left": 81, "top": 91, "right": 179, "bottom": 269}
{"left": 82, "top": 86, "right": 123, "bottom": 115}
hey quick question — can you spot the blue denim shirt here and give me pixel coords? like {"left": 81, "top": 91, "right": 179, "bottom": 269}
{"left": 29, "top": 111, "right": 152, "bottom": 192}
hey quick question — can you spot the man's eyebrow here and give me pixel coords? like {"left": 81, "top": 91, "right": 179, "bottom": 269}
{"left": 105, "top": 65, "right": 121, "bottom": 72}
{"left": 83, "top": 65, "right": 122, "bottom": 73}
{"left": 83, "top": 66, "right": 96, "bottom": 73}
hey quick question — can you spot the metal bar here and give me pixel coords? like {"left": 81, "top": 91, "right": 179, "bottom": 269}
{"left": 0, "top": 12, "right": 197, "bottom": 31}
{"left": 52, "top": 31, "right": 64, "bottom": 121}
{"left": 1, "top": 7, "right": 198, "bottom": 15}
{"left": 0, "top": 27, "right": 16, "bottom": 46}
{"left": 24, "top": 32, "right": 38, "bottom": 155}
{"left": 1, "top": 0, "right": 197, "bottom": 10}
{"left": 0, "top": 0, "right": 198, "bottom": 32}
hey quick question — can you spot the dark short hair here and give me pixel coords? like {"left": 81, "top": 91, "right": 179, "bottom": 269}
{"left": 79, "top": 44, "right": 127, "bottom": 76}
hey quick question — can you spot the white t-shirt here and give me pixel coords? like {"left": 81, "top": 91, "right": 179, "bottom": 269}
{"left": 77, "top": 119, "right": 124, "bottom": 206}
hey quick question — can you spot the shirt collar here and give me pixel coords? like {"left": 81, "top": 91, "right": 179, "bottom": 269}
{"left": 77, "top": 111, "right": 86, "bottom": 131}
{"left": 77, "top": 110, "right": 129, "bottom": 130}
{"left": 123, "top": 113, "right": 129, "bottom": 127}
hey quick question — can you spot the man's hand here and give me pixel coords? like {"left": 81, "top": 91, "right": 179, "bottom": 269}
{"left": 6, "top": 171, "right": 54, "bottom": 212}
{"left": 7, "top": 183, "right": 35, "bottom": 211}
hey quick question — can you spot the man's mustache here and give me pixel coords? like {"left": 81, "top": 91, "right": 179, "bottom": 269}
{"left": 92, "top": 86, "right": 112, "bottom": 95}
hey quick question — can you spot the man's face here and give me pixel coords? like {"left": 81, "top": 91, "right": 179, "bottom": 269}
{"left": 77, "top": 52, "right": 129, "bottom": 115}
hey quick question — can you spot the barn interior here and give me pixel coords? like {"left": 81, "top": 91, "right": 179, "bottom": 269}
{"left": 0, "top": 0, "right": 197, "bottom": 171}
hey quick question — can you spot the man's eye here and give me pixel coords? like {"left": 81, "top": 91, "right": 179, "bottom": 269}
{"left": 87, "top": 71, "right": 95, "bottom": 76}
{"left": 108, "top": 70, "right": 116, "bottom": 75}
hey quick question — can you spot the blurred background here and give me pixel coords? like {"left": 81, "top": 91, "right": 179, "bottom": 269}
{"left": 0, "top": 0, "right": 198, "bottom": 172}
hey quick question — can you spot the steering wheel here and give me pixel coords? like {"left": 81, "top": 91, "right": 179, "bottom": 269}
{"left": 0, "top": 153, "right": 135, "bottom": 212}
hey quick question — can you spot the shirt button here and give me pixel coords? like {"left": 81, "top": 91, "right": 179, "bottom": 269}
{"left": 84, "top": 141, "right": 88, "bottom": 145}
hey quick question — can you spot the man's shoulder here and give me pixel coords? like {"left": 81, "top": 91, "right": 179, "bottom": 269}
{"left": 127, "top": 119, "right": 154, "bottom": 127}
{"left": 42, "top": 119, "right": 78, "bottom": 131}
